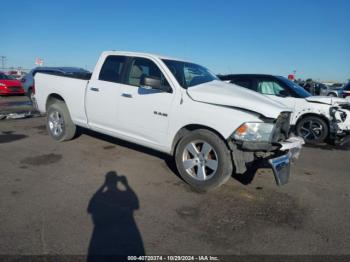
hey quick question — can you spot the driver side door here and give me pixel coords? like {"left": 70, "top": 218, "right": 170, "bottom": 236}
{"left": 117, "top": 57, "right": 175, "bottom": 146}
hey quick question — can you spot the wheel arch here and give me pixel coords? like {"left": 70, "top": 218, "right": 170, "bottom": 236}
{"left": 46, "top": 93, "right": 66, "bottom": 110}
{"left": 295, "top": 113, "right": 331, "bottom": 136}
{"left": 170, "top": 124, "right": 228, "bottom": 155}
{"left": 328, "top": 92, "right": 337, "bottom": 97}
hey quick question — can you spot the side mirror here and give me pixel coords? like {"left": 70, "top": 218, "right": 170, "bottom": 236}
{"left": 140, "top": 76, "right": 170, "bottom": 92}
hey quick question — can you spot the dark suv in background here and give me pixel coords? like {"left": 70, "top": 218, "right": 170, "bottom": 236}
{"left": 21, "top": 67, "right": 91, "bottom": 103}
{"left": 218, "top": 74, "right": 311, "bottom": 98}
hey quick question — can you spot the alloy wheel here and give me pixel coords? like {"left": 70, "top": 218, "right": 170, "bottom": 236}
{"left": 300, "top": 120, "right": 323, "bottom": 141}
{"left": 48, "top": 110, "right": 64, "bottom": 137}
{"left": 182, "top": 140, "right": 219, "bottom": 181}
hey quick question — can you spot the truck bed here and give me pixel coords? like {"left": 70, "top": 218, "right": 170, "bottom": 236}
{"left": 35, "top": 73, "right": 89, "bottom": 126}
{"left": 38, "top": 69, "right": 92, "bottom": 80}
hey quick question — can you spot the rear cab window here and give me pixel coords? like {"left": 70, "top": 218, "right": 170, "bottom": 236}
{"left": 99, "top": 55, "right": 126, "bottom": 83}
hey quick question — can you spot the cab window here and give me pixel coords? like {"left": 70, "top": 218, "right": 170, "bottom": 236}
{"left": 99, "top": 55, "right": 126, "bottom": 83}
{"left": 127, "top": 58, "right": 170, "bottom": 90}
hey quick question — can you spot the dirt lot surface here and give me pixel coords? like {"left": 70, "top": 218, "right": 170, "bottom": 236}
{"left": 0, "top": 95, "right": 33, "bottom": 114}
{"left": 1, "top": 96, "right": 350, "bottom": 256}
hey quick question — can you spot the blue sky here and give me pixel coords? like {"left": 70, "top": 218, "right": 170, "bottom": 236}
{"left": 2, "top": 0, "right": 349, "bottom": 82}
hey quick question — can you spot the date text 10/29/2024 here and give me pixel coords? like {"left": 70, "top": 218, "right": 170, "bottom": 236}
{"left": 127, "top": 256, "right": 219, "bottom": 261}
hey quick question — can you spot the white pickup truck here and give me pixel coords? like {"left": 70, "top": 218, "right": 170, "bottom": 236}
{"left": 34, "top": 51, "right": 303, "bottom": 191}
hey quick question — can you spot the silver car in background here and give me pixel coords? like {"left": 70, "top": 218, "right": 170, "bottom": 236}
{"left": 319, "top": 83, "right": 346, "bottom": 97}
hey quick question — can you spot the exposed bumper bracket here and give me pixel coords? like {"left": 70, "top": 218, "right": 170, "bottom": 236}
{"left": 278, "top": 136, "right": 304, "bottom": 160}
{"left": 229, "top": 142, "right": 254, "bottom": 174}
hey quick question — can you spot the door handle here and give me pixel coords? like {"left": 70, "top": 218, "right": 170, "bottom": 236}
{"left": 90, "top": 87, "right": 99, "bottom": 92}
{"left": 121, "top": 93, "right": 132, "bottom": 98}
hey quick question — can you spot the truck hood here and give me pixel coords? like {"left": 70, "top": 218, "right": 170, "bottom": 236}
{"left": 186, "top": 80, "right": 291, "bottom": 119}
{"left": 306, "top": 96, "right": 350, "bottom": 105}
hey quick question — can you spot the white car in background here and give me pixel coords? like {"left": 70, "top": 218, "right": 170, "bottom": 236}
{"left": 220, "top": 74, "right": 350, "bottom": 145}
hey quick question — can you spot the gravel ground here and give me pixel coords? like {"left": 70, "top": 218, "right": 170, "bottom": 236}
{"left": 0, "top": 96, "right": 350, "bottom": 256}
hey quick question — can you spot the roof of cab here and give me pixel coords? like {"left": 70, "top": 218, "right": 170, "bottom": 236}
{"left": 219, "top": 74, "right": 278, "bottom": 79}
{"left": 102, "top": 50, "right": 188, "bottom": 62}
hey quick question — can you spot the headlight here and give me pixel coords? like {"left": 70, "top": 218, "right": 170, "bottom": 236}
{"left": 0, "top": 83, "right": 6, "bottom": 87}
{"left": 330, "top": 106, "right": 338, "bottom": 117}
{"left": 330, "top": 107, "right": 347, "bottom": 122}
{"left": 232, "top": 122, "right": 275, "bottom": 142}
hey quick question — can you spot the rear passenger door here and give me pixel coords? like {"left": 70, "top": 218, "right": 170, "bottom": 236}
{"left": 85, "top": 55, "right": 127, "bottom": 131}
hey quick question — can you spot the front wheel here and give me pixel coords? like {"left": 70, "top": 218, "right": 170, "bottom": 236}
{"left": 175, "top": 129, "right": 233, "bottom": 192}
{"left": 296, "top": 116, "right": 329, "bottom": 144}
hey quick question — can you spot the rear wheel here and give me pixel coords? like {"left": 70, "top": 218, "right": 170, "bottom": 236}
{"left": 46, "top": 101, "right": 76, "bottom": 142}
{"left": 175, "top": 129, "right": 233, "bottom": 192}
{"left": 328, "top": 93, "right": 337, "bottom": 97}
{"left": 296, "top": 116, "right": 329, "bottom": 144}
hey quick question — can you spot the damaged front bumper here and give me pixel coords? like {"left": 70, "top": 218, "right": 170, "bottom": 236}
{"left": 278, "top": 136, "right": 304, "bottom": 159}
{"left": 269, "top": 137, "right": 304, "bottom": 185}
{"left": 228, "top": 136, "right": 304, "bottom": 186}
{"left": 330, "top": 106, "right": 350, "bottom": 145}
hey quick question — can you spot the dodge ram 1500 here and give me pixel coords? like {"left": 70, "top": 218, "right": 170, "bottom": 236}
{"left": 34, "top": 51, "right": 303, "bottom": 191}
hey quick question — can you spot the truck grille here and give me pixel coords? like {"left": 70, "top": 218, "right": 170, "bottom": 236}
{"left": 271, "top": 112, "right": 291, "bottom": 142}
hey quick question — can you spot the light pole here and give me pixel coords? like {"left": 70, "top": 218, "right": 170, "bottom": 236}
{"left": 0, "top": 56, "right": 6, "bottom": 70}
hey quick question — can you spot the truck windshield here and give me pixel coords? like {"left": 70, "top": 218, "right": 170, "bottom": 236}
{"left": 162, "top": 59, "right": 218, "bottom": 88}
{"left": 276, "top": 76, "right": 311, "bottom": 98}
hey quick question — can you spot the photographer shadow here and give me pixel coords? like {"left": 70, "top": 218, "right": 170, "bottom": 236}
{"left": 87, "top": 171, "right": 144, "bottom": 260}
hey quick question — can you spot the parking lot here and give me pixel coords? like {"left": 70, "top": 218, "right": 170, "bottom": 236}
{"left": 1, "top": 96, "right": 350, "bottom": 256}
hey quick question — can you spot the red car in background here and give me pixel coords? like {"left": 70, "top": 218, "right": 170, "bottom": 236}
{"left": 0, "top": 72, "right": 25, "bottom": 95}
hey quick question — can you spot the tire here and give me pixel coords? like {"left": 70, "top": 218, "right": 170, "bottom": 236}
{"left": 46, "top": 101, "right": 76, "bottom": 142}
{"left": 175, "top": 129, "right": 233, "bottom": 192}
{"left": 296, "top": 116, "right": 329, "bottom": 144}
{"left": 328, "top": 93, "right": 336, "bottom": 97}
